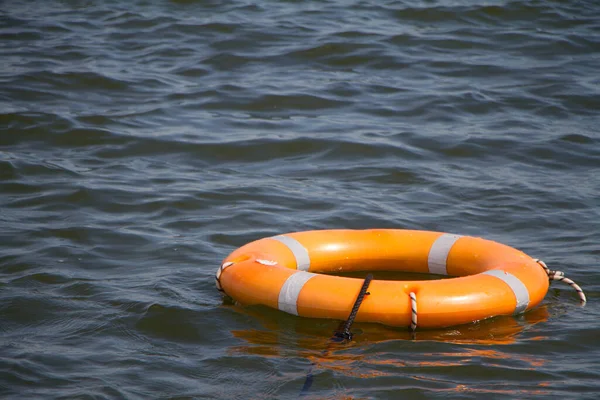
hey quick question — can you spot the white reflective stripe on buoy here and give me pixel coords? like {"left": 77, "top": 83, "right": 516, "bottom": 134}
{"left": 483, "top": 270, "right": 530, "bottom": 314}
{"left": 278, "top": 271, "right": 316, "bottom": 315}
{"left": 427, "top": 233, "right": 462, "bottom": 275}
{"left": 272, "top": 235, "right": 311, "bottom": 271}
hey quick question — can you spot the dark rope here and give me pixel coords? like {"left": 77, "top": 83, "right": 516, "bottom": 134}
{"left": 333, "top": 273, "right": 373, "bottom": 342}
{"left": 300, "top": 273, "right": 373, "bottom": 396}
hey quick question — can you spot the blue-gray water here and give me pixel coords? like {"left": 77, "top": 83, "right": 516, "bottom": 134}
{"left": 1, "top": 1, "right": 599, "bottom": 398}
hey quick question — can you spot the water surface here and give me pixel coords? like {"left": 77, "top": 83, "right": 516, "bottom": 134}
{"left": 1, "top": 1, "right": 599, "bottom": 398}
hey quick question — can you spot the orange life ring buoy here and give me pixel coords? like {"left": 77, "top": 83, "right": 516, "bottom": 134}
{"left": 216, "top": 229, "right": 549, "bottom": 329}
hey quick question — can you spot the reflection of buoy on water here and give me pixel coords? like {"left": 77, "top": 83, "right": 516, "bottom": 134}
{"left": 227, "top": 305, "right": 552, "bottom": 395}
{"left": 217, "top": 229, "right": 585, "bottom": 331}
{"left": 229, "top": 305, "right": 551, "bottom": 358}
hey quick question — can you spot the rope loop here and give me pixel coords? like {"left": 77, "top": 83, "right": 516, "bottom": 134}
{"left": 534, "top": 259, "right": 586, "bottom": 304}
{"left": 215, "top": 261, "right": 235, "bottom": 293}
{"left": 409, "top": 292, "right": 417, "bottom": 332}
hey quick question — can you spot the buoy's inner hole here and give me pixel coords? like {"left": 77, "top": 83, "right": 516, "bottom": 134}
{"left": 333, "top": 270, "right": 453, "bottom": 281}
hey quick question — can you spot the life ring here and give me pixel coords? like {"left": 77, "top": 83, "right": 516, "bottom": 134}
{"left": 216, "top": 229, "right": 549, "bottom": 329}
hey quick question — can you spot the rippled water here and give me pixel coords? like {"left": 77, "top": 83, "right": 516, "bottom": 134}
{"left": 1, "top": 1, "right": 599, "bottom": 398}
